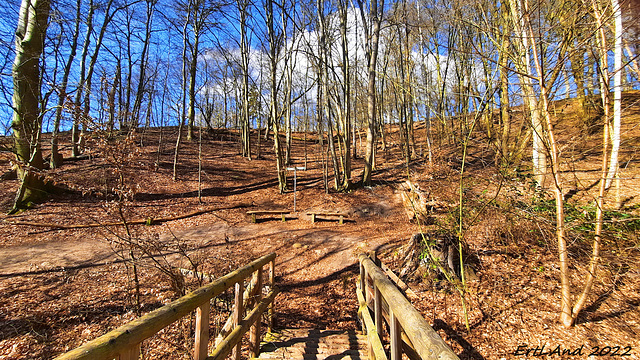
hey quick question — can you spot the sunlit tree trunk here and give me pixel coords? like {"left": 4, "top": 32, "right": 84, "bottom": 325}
{"left": 82, "top": 0, "right": 116, "bottom": 125}
{"left": 606, "top": 0, "right": 622, "bottom": 190}
{"left": 72, "top": 0, "right": 94, "bottom": 157}
{"left": 239, "top": 0, "right": 251, "bottom": 159}
{"left": 570, "top": 0, "right": 610, "bottom": 324}
{"left": 415, "top": 1, "right": 432, "bottom": 164}
{"left": 498, "top": 33, "right": 511, "bottom": 166}
{"left": 186, "top": 17, "right": 200, "bottom": 141}
{"left": 11, "top": 0, "right": 52, "bottom": 211}
{"left": 339, "top": 0, "right": 352, "bottom": 188}
{"left": 174, "top": 5, "right": 192, "bottom": 181}
{"left": 51, "top": 0, "right": 81, "bottom": 169}
{"left": 186, "top": 0, "right": 215, "bottom": 141}
{"left": 107, "top": 60, "right": 120, "bottom": 134}
{"left": 265, "top": 0, "right": 286, "bottom": 192}
{"left": 508, "top": 0, "right": 546, "bottom": 187}
{"left": 522, "top": 0, "right": 597, "bottom": 327}
{"left": 283, "top": 6, "right": 295, "bottom": 166}
{"left": 522, "top": 4, "right": 569, "bottom": 328}
{"left": 132, "top": 0, "right": 155, "bottom": 127}
{"left": 357, "top": 0, "right": 384, "bottom": 186}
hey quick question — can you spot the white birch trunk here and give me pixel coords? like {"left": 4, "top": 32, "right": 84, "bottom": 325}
{"left": 606, "top": 0, "right": 622, "bottom": 190}
{"left": 508, "top": 0, "right": 546, "bottom": 187}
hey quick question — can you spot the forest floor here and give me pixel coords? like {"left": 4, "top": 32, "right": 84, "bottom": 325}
{"left": 1, "top": 95, "right": 640, "bottom": 359}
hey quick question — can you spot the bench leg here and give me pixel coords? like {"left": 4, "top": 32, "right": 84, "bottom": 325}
{"left": 281, "top": 213, "right": 286, "bottom": 222}
{"left": 251, "top": 214, "right": 257, "bottom": 223}
{"left": 339, "top": 215, "right": 344, "bottom": 224}
{"left": 311, "top": 214, "right": 316, "bottom": 223}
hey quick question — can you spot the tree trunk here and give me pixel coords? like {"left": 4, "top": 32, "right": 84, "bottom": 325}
{"left": 132, "top": 0, "right": 155, "bottom": 127}
{"left": 107, "top": 60, "right": 120, "bottom": 135}
{"left": 187, "top": 31, "right": 199, "bottom": 141}
{"left": 11, "top": 0, "right": 52, "bottom": 211}
{"left": 339, "top": 0, "right": 351, "bottom": 188}
{"left": 606, "top": 0, "right": 622, "bottom": 190}
{"left": 571, "top": 0, "right": 611, "bottom": 321}
{"left": 72, "top": 0, "right": 94, "bottom": 157}
{"left": 498, "top": 35, "right": 511, "bottom": 166}
{"left": 239, "top": 0, "right": 251, "bottom": 159}
{"left": 123, "top": 9, "right": 134, "bottom": 129}
{"left": 51, "top": 0, "right": 81, "bottom": 169}
{"left": 173, "top": 109, "right": 184, "bottom": 181}
{"left": 266, "top": 0, "right": 286, "bottom": 192}
{"left": 521, "top": 0, "right": 574, "bottom": 327}
{"left": 82, "top": 0, "right": 115, "bottom": 129}
{"left": 508, "top": 0, "right": 546, "bottom": 187}
{"left": 358, "top": 0, "right": 384, "bottom": 186}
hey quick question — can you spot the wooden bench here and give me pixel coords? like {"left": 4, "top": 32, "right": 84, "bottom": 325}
{"left": 247, "top": 210, "right": 290, "bottom": 223}
{"left": 307, "top": 212, "right": 349, "bottom": 224}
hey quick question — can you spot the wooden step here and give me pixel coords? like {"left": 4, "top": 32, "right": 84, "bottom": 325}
{"left": 256, "top": 329, "right": 369, "bottom": 360}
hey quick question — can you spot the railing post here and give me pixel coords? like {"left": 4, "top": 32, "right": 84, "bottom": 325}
{"left": 390, "top": 309, "right": 402, "bottom": 360}
{"left": 232, "top": 280, "right": 244, "bottom": 360}
{"left": 54, "top": 253, "right": 278, "bottom": 360}
{"left": 119, "top": 343, "right": 140, "bottom": 360}
{"left": 250, "top": 267, "right": 263, "bottom": 358}
{"left": 368, "top": 250, "right": 378, "bottom": 266}
{"left": 364, "top": 275, "right": 371, "bottom": 306}
{"left": 359, "top": 260, "right": 365, "bottom": 298}
{"left": 367, "top": 281, "right": 374, "bottom": 360}
{"left": 358, "top": 259, "right": 366, "bottom": 336}
{"left": 374, "top": 285, "right": 382, "bottom": 337}
{"left": 268, "top": 259, "right": 275, "bottom": 332}
{"left": 194, "top": 300, "right": 210, "bottom": 360}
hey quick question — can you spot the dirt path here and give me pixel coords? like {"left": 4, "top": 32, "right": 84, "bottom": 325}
{"left": 0, "top": 190, "right": 408, "bottom": 332}
{"left": 173, "top": 218, "right": 384, "bottom": 329}
{"left": 0, "top": 238, "right": 115, "bottom": 276}
{"left": 0, "top": 215, "right": 387, "bottom": 275}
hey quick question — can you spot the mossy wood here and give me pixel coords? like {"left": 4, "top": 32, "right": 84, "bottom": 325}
{"left": 54, "top": 252, "right": 276, "bottom": 360}
{"left": 359, "top": 253, "right": 459, "bottom": 360}
{"left": 207, "top": 290, "right": 277, "bottom": 360}
{"left": 356, "top": 285, "right": 388, "bottom": 360}
{"left": 214, "top": 274, "right": 259, "bottom": 346}
{"left": 363, "top": 276, "right": 421, "bottom": 360}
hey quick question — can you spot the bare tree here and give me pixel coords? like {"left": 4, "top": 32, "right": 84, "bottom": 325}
{"left": 185, "top": 0, "right": 218, "bottom": 141}
{"left": 605, "top": 0, "right": 622, "bottom": 191}
{"left": 264, "top": 0, "right": 287, "bottom": 192}
{"left": 357, "top": 0, "right": 384, "bottom": 186}
{"left": 50, "top": 0, "right": 81, "bottom": 169}
{"left": 10, "top": 0, "right": 52, "bottom": 211}
{"left": 238, "top": 0, "right": 252, "bottom": 159}
{"left": 132, "top": 0, "right": 158, "bottom": 128}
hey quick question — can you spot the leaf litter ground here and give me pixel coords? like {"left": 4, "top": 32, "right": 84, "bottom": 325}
{"left": 0, "top": 119, "right": 639, "bottom": 359}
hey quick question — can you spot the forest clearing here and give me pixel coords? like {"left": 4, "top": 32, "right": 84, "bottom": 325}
{"left": 1, "top": 92, "right": 639, "bottom": 358}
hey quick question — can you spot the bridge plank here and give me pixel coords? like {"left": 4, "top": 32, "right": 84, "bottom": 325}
{"left": 257, "top": 329, "right": 368, "bottom": 360}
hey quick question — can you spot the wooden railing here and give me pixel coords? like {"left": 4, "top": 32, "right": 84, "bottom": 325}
{"left": 55, "top": 253, "right": 277, "bottom": 360}
{"left": 357, "top": 253, "right": 460, "bottom": 360}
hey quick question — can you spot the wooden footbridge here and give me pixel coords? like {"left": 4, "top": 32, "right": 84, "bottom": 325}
{"left": 54, "top": 253, "right": 459, "bottom": 360}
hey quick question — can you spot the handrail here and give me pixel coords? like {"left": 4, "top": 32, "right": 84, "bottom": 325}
{"left": 55, "top": 252, "right": 276, "bottom": 360}
{"left": 356, "top": 282, "right": 388, "bottom": 360}
{"left": 358, "top": 253, "right": 459, "bottom": 360}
